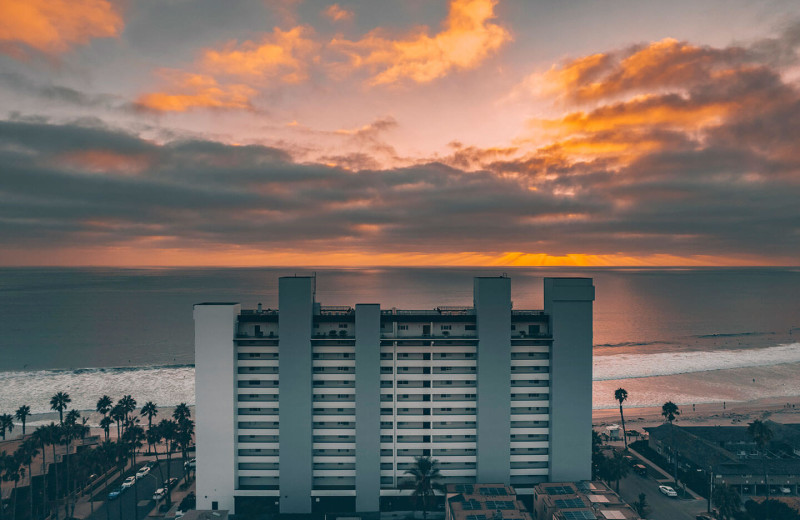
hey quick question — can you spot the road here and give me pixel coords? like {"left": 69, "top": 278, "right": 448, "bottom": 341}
{"left": 88, "top": 459, "right": 188, "bottom": 520}
{"left": 617, "top": 470, "right": 707, "bottom": 520}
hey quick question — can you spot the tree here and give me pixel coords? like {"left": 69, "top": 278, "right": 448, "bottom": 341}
{"left": 100, "top": 416, "right": 113, "bottom": 442}
{"left": 633, "top": 493, "right": 649, "bottom": 518}
{"left": 15, "top": 405, "right": 31, "bottom": 436}
{"left": 159, "top": 419, "right": 178, "bottom": 505}
{"left": 17, "top": 438, "right": 39, "bottom": 520}
{"left": 599, "top": 451, "right": 630, "bottom": 493}
{"left": 119, "top": 395, "right": 137, "bottom": 424}
{"left": 96, "top": 395, "right": 113, "bottom": 416}
{"left": 33, "top": 425, "right": 51, "bottom": 519}
{"left": 615, "top": 388, "right": 629, "bottom": 450}
{"left": 0, "top": 414, "right": 13, "bottom": 440}
{"left": 404, "top": 456, "right": 442, "bottom": 520}
{"left": 146, "top": 427, "right": 165, "bottom": 484}
{"left": 748, "top": 420, "right": 774, "bottom": 515}
{"left": 50, "top": 392, "right": 71, "bottom": 425}
{"left": 175, "top": 418, "right": 194, "bottom": 478}
{"left": 44, "top": 423, "right": 62, "bottom": 520}
{"left": 172, "top": 403, "right": 191, "bottom": 423}
{"left": 592, "top": 430, "right": 605, "bottom": 480}
{"left": 662, "top": 401, "right": 680, "bottom": 486}
{"left": 111, "top": 404, "right": 126, "bottom": 440}
{"left": 141, "top": 402, "right": 158, "bottom": 431}
{"left": 3, "top": 452, "right": 24, "bottom": 520}
{"left": 713, "top": 484, "right": 741, "bottom": 520}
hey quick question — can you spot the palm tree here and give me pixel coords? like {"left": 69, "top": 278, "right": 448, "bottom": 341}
{"left": 159, "top": 419, "right": 178, "bottom": 505}
{"left": 44, "top": 423, "right": 62, "bottom": 520}
{"left": 146, "top": 427, "right": 165, "bottom": 483}
{"left": 404, "top": 456, "right": 442, "bottom": 520}
{"left": 662, "top": 401, "right": 680, "bottom": 487}
{"left": 33, "top": 425, "right": 51, "bottom": 519}
{"left": 3, "top": 453, "right": 23, "bottom": 520}
{"left": 118, "top": 395, "right": 137, "bottom": 424}
{"left": 96, "top": 395, "right": 113, "bottom": 417}
{"left": 110, "top": 404, "right": 125, "bottom": 440}
{"left": 15, "top": 405, "right": 31, "bottom": 436}
{"left": 712, "top": 484, "right": 741, "bottom": 520}
{"left": 100, "top": 416, "right": 113, "bottom": 442}
{"left": 600, "top": 450, "right": 630, "bottom": 493}
{"left": 172, "top": 403, "right": 191, "bottom": 423}
{"left": 50, "top": 392, "right": 71, "bottom": 425}
{"left": 175, "top": 418, "right": 194, "bottom": 478}
{"left": 141, "top": 402, "right": 158, "bottom": 432}
{"left": 17, "top": 438, "right": 39, "bottom": 520}
{"left": 0, "top": 414, "right": 13, "bottom": 440}
{"left": 748, "top": 420, "right": 773, "bottom": 514}
{"left": 615, "top": 388, "right": 629, "bottom": 450}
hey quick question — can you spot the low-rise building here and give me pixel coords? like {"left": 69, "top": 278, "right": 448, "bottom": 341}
{"left": 532, "top": 482, "right": 639, "bottom": 519}
{"left": 646, "top": 423, "right": 800, "bottom": 496}
{"left": 446, "top": 484, "right": 532, "bottom": 520}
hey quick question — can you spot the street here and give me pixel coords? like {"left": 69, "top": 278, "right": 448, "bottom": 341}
{"left": 617, "top": 470, "right": 706, "bottom": 520}
{"left": 88, "top": 459, "right": 188, "bottom": 520}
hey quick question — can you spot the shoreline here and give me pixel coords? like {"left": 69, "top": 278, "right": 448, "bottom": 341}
{"left": 592, "top": 395, "right": 800, "bottom": 431}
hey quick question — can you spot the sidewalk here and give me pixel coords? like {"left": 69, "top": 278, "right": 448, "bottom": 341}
{"left": 627, "top": 446, "right": 702, "bottom": 500}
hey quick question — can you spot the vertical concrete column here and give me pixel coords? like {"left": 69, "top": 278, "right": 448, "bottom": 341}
{"left": 194, "top": 303, "right": 240, "bottom": 513}
{"left": 474, "top": 276, "right": 512, "bottom": 483}
{"left": 355, "top": 304, "right": 381, "bottom": 512}
{"left": 278, "top": 277, "right": 315, "bottom": 514}
{"left": 545, "top": 278, "right": 595, "bottom": 481}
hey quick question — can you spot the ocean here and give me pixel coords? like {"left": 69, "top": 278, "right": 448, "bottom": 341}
{"left": 1, "top": 267, "right": 799, "bottom": 420}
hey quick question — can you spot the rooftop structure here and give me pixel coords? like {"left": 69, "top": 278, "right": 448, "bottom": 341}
{"left": 194, "top": 276, "right": 594, "bottom": 515}
{"left": 532, "top": 482, "right": 639, "bottom": 520}
{"left": 445, "top": 484, "right": 533, "bottom": 520}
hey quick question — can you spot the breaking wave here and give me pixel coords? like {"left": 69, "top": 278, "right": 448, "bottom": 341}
{"left": 594, "top": 343, "right": 800, "bottom": 381}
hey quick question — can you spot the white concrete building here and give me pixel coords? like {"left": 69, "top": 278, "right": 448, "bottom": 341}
{"left": 194, "top": 276, "right": 594, "bottom": 515}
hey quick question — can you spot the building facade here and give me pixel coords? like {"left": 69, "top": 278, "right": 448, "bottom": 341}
{"left": 194, "top": 276, "right": 594, "bottom": 515}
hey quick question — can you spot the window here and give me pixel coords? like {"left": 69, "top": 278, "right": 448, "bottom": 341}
{"left": 398, "top": 325, "right": 408, "bottom": 330}
{"left": 441, "top": 325, "right": 452, "bottom": 330}
{"left": 465, "top": 325, "right": 476, "bottom": 331}
{"left": 339, "top": 323, "right": 348, "bottom": 328}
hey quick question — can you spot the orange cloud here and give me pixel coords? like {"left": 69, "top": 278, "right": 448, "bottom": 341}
{"left": 138, "top": 26, "right": 314, "bottom": 112}
{"left": 533, "top": 38, "right": 746, "bottom": 105}
{"left": 331, "top": 0, "right": 510, "bottom": 85}
{"left": 201, "top": 26, "right": 316, "bottom": 82}
{"left": 0, "top": 0, "right": 123, "bottom": 57}
{"left": 323, "top": 4, "right": 354, "bottom": 22}
{"left": 136, "top": 72, "right": 256, "bottom": 112}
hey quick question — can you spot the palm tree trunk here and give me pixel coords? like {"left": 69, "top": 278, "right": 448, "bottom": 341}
{"left": 52, "top": 444, "right": 59, "bottom": 520}
{"left": 64, "top": 441, "right": 71, "bottom": 520}
{"left": 29, "top": 461, "right": 35, "bottom": 520}
{"left": 41, "top": 442, "right": 48, "bottom": 520}
{"left": 13, "top": 481, "right": 18, "bottom": 520}
{"left": 619, "top": 403, "right": 628, "bottom": 450}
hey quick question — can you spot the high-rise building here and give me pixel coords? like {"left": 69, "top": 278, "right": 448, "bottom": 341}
{"left": 193, "top": 276, "right": 594, "bottom": 515}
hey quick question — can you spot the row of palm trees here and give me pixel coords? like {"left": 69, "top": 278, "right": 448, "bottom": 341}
{"left": 612, "top": 388, "right": 779, "bottom": 520}
{"left": 0, "top": 392, "right": 194, "bottom": 520}
{"left": 0, "top": 406, "right": 32, "bottom": 441}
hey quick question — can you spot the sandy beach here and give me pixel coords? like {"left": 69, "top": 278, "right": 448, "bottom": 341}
{"left": 592, "top": 396, "right": 800, "bottom": 431}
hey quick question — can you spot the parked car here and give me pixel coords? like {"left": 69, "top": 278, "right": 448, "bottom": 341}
{"left": 167, "top": 477, "right": 179, "bottom": 489}
{"left": 121, "top": 476, "right": 137, "bottom": 489}
{"left": 633, "top": 464, "right": 647, "bottom": 476}
{"left": 781, "top": 487, "right": 792, "bottom": 494}
{"left": 152, "top": 488, "right": 166, "bottom": 501}
{"left": 659, "top": 485, "right": 678, "bottom": 497}
{"left": 136, "top": 466, "right": 150, "bottom": 479}
{"left": 184, "top": 458, "right": 196, "bottom": 469}
{"left": 108, "top": 488, "right": 123, "bottom": 500}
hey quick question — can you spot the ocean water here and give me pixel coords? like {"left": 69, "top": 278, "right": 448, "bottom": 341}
{"left": 1, "top": 267, "right": 799, "bottom": 416}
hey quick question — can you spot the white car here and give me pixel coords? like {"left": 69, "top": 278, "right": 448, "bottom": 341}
{"left": 136, "top": 466, "right": 150, "bottom": 479}
{"left": 121, "top": 476, "right": 137, "bottom": 489}
{"left": 781, "top": 487, "right": 792, "bottom": 494}
{"left": 659, "top": 485, "right": 678, "bottom": 497}
{"left": 152, "top": 488, "right": 166, "bottom": 501}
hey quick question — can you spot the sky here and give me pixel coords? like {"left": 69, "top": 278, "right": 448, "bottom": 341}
{"left": 1, "top": 0, "right": 800, "bottom": 267}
